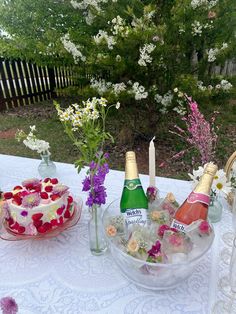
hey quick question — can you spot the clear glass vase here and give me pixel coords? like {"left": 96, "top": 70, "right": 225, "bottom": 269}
{"left": 88, "top": 205, "right": 107, "bottom": 256}
{"left": 208, "top": 194, "right": 223, "bottom": 223}
{"left": 38, "top": 153, "right": 57, "bottom": 178}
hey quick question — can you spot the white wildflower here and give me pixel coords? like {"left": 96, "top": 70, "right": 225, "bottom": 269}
{"left": 116, "top": 55, "right": 121, "bottom": 62}
{"left": 220, "top": 80, "right": 233, "bottom": 91}
{"left": 112, "top": 82, "right": 126, "bottom": 95}
{"left": 115, "top": 102, "right": 120, "bottom": 109}
{"left": 131, "top": 82, "right": 148, "bottom": 100}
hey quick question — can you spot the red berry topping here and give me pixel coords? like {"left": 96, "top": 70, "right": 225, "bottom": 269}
{"left": 13, "top": 195, "right": 22, "bottom": 206}
{"left": 13, "top": 185, "right": 22, "bottom": 190}
{"left": 18, "top": 226, "right": 26, "bottom": 234}
{"left": 58, "top": 216, "right": 64, "bottom": 225}
{"left": 51, "top": 194, "right": 59, "bottom": 201}
{"left": 44, "top": 178, "right": 51, "bottom": 183}
{"left": 67, "top": 196, "right": 73, "bottom": 204}
{"left": 38, "top": 225, "right": 47, "bottom": 233}
{"left": 11, "top": 222, "right": 19, "bottom": 230}
{"left": 37, "top": 222, "right": 52, "bottom": 234}
{"left": 4, "top": 192, "right": 13, "bottom": 200}
{"left": 7, "top": 217, "right": 14, "bottom": 227}
{"left": 64, "top": 209, "right": 71, "bottom": 219}
{"left": 43, "top": 222, "right": 52, "bottom": 231}
{"left": 45, "top": 186, "right": 53, "bottom": 193}
{"left": 51, "top": 178, "right": 58, "bottom": 184}
{"left": 57, "top": 205, "right": 65, "bottom": 215}
{"left": 32, "top": 213, "right": 43, "bottom": 221}
{"left": 40, "top": 192, "right": 49, "bottom": 199}
{"left": 51, "top": 219, "right": 58, "bottom": 227}
{"left": 34, "top": 186, "right": 42, "bottom": 193}
{"left": 33, "top": 220, "right": 43, "bottom": 228}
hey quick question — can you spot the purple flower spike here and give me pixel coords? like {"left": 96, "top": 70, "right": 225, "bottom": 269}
{"left": 84, "top": 160, "right": 109, "bottom": 208}
{"left": 89, "top": 161, "right": 97, "bottom": 171}
{"left": 0, "top": 296, "right": 18, "bottom": 314}
{"left": 104, "top": 152, "right": 109, "bottom": 159}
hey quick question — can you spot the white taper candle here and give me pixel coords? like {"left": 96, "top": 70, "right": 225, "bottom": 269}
{"left": 149, "top": 136, "right": 156, "bottom": 187}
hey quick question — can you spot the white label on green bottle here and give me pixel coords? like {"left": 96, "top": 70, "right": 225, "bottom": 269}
{"left": 123, "top": 208, "right": 147, "bottom": 228}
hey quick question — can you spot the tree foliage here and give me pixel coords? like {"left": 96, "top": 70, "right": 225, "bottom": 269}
{"left": 0, "top": 0, "right": 235, "bottom": 119}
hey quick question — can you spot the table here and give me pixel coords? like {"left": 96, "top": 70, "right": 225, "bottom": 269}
{"left": 0, "top": 154, "right": 233, "bottom": 314}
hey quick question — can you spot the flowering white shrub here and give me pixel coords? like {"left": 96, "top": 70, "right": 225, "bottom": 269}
{"left": 191, "top": 0, "right": 218, "bottom": 9}
{"left": 94, "top": 30, "right": 116, "bottom": 50}
{"left": 138, "top": 43, "right": 156, "bottom": 67}
{"left": 61, "top": 34, "right": 86, "bottom": 63}
{"left": 130, "top": 82, "right": 148, "bottom": 100}
{"left": 2, "top": 0, "right": 234, "bottom": 118}
{"left": 197, "top": 79, "right": 232, "bottom": 92}
{"left": 207, "top": 43, "right": 228, "bottom": 62}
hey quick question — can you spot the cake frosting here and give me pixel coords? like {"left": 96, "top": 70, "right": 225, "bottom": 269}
{"left": 2, "top": 178, "right": 74, "bottom": 235}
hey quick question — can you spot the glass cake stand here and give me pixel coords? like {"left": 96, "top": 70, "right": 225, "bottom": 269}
{"left": 0, "top": 198, "right": 82, "bottom": 241}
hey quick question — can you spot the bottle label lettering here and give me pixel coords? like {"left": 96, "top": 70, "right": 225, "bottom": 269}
{"left": 123, "top": 208, "right": 147, "bottom": 228}
{"left": 171, "top": 219, "right": 187, "bottom": 233}
{"left": 187, "top": 192, "right": 210, "bottom": 206}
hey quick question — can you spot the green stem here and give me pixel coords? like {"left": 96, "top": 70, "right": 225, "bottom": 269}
{"left": 94, "top": 205, "right": 99, "bottom": 252}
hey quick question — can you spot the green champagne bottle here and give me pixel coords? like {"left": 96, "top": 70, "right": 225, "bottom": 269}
{"left": 120, "top": 151, "right": 148, "bottom": 228}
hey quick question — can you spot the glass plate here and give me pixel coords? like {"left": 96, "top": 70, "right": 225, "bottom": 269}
{"left": 0, "top": 198, "right": 82, "bottom": 241}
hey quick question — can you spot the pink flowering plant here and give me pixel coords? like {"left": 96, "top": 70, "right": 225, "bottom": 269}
{"left": 170, "top": 96, "right": 218, "bottom": 165}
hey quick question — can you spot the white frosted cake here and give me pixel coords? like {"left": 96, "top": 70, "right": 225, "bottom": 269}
{"left": 2, "top": 178, "right": 74, "bottom": 235}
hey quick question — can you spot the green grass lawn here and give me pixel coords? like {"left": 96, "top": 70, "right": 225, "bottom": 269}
{"left": 0, "top": 97, "right": 235, "bottom": 179}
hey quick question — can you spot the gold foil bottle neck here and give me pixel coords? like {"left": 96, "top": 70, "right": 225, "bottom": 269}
{"left": 125, "top": 151, "right": 139, "bottom": 180}
{"left": 194, "top": 162, "right": 218, "bottom": 194}
{"left": 204, "top": 162, "right": 218, "bottom": 176}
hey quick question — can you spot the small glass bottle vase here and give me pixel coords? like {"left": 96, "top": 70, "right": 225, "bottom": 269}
{"left": 38, "top": 153, "right": 57, "bottom": 178}
{"left": 208, "top": 194, "right": 223, "bottom": 223}
{"left": 88, "top": 205, "right": 107, "bottom": 256}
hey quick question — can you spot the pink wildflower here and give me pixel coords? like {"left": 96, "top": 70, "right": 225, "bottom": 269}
{"left": 169, "top": 234, "right": 183, "bottom": 247}
{"left": 146, "top": 186, "right": 158, "bottom": 202}
{"left": 158, "top": 224, "right": 178, "bottom": 238}
{"left": 198, "top": 220, "right": 211, "bottom": 235}
{"left": 52, "top": 184, "right": 69, "bottom": 196}
{"left": 0, "top": 297, "right": 18, "bottom": 314}
{"left": 148, "top": 240, "right": 161, "bottom": 257}
{"left": 172, "top": 96, "right": 218, "bottom": 164}
{"left": 21, "top": 193, "right": 40, "bottom": 208}
{"left": 22, "top": 178, "right": 41, "bottom": 191}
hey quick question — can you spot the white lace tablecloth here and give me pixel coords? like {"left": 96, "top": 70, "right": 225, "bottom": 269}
{"left": 0, "top": 154, "right": 233, "bottom": 314}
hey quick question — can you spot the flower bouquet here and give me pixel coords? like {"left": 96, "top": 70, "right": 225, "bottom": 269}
{"left": 15, "top": 125, "right": 56, "bottom": 178}
{"left": 55, "top": 97, "right": 120, "bottom": 255}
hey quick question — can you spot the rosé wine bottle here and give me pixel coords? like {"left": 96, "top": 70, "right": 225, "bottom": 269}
{"left": 171, "top": 162, "right": 218, "bottom": 232}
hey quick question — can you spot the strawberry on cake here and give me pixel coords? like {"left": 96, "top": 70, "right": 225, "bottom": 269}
{"left": 2, "top": 178, "right": 74, "bottom": 235}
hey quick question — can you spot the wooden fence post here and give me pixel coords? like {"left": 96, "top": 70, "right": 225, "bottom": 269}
{"left": 48, "top": 67, "right": 56, "bottom": 97}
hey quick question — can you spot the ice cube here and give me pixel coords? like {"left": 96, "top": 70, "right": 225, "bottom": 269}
{"left": 162, "top": 230, "right": 193, "bottom": 255}
{"left": 149, "top": 209, "right": 170, "bottom": 226}
{"left": 185, "top": 220, "right": 214, "bottom": 248}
